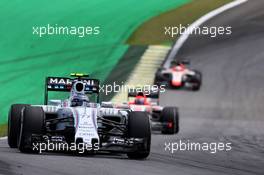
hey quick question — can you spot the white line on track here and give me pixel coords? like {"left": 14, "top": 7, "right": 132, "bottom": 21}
{"left": 164, "top": 0, "right": 248, "bottom": 68}
{"left": 0, "top": 136, "right": 7, "bottom": 140}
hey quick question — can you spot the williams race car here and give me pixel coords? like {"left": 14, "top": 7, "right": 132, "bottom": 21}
{"left": 123, "top": 90, "right": 179, "bottom": 134}
{"left": 8, "top": 73, "right": 151, "bottom": 159}
{"left": 154, "top": 60, "right": 202, "bottom": 91}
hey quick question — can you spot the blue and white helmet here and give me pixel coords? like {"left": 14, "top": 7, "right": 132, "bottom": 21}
{"left": 70, "top": 81, "right": 89, "bottom": 106}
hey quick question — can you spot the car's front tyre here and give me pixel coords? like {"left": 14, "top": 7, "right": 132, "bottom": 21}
{"left": 18, "top": 106, "right": 45, "bottom": 153}
{"left": 8, "top": 104, "right": 29, "bottom": 148}
{"left": 127, "top": 111, "right": 151, "bottom": 159}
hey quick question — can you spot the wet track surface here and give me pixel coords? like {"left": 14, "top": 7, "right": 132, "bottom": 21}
{"left": 0, "top": 0, "right": 264, "bottom": 174}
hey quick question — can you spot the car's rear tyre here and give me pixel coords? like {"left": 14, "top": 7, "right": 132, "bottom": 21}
{"left": 18, "top": 106, "right": 45, "bottom": 153}
{"left": 154, "top": 73, "right": 163, "bottom": 86}
{"left": 192, "top": 70, "right": 202, "bottom": 91}
{"left": 161, "top": 107, "right": 179, "bottom": 134}
{"left": 154, "top": 71, "right": 172, "bottom": 89}
{"left": 8, "top": 104, "right": 29, "bottom": 148}
{"left": 127, "top": 112, "right": 151, "bottom": 159}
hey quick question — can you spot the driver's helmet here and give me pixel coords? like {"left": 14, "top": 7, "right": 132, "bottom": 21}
{"left": 172, "top": 63, "right": 185, "bottom": 71}
{"left": 176, "top": 65, "right": 184, "bottom": 70}
{"left": 134, "top": 97, "right": 145, "bottom": 105}
{"left": 70, "top": 94, "right": 89, "bottom": 107}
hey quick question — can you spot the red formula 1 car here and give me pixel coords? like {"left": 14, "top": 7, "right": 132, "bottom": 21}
{"left": 154, "top": 60, "right": 202, "bottom": 91}
{"left": 125, "top": 90, "right": 179, "bottom": 134}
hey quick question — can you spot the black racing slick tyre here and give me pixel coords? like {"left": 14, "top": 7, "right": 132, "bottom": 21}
{"left": 18, "top": 106, "right": 45, "bottom": 153}
{"left": 161, "top": 107, "right": 179, "bottom": 134}
{"left": 192, "top": 70, "right": 202, "bottom": 91}
{"left": 8, "top": 104, "right": 29, "bottom": 148}
{"left": 154, "top": 69, "right": 172, "bottom": 88}
{"left": 127, "top": 112, "right": 151, "bottom": 159}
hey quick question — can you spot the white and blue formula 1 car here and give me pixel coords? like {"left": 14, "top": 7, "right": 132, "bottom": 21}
{"left": 8, "top": 73, "right": 151, "bottom": 159}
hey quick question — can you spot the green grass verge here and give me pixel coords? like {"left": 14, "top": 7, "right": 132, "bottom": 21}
{"left": 0, "top": 0, "right": 190, "bottom": 125}
{"left": 0, "top": 124, "right": 7, "bottom": 137}
{"left": 127, "top": 0, "right": 233, "bottom": 45}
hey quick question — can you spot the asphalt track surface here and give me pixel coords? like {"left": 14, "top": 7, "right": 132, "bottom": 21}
{"left": 0, "top": 0, "right": 264, "bottom": 174}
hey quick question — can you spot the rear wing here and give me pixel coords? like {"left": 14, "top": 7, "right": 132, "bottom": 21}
{"left": 171, "top": 59, "right": 190, "bottom": 66}
{"left": 127, "top": 90, "right": 159, "bottom": 99}
{"left": 127, "top": 89, "right": 160, "bottom": 105}
{"left": 44, "top": 77, "right": 100, "bottom": 105}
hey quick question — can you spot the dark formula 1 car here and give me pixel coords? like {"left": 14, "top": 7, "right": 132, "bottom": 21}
{"left": 154, "top": 60, "right": 202, "bottom": 91}
{"left": 124, "top": 90, "right": 179, "bottom": 134}
{"left": 8, "top": 73, "right": 151, "bottom": 159}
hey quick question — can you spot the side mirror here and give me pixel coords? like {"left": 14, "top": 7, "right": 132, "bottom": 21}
{"left": 48, "top": 99, "right": 62, "bottom": 106}
{"left": 101, "top": 101, "right": 114, "bottom": 108}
